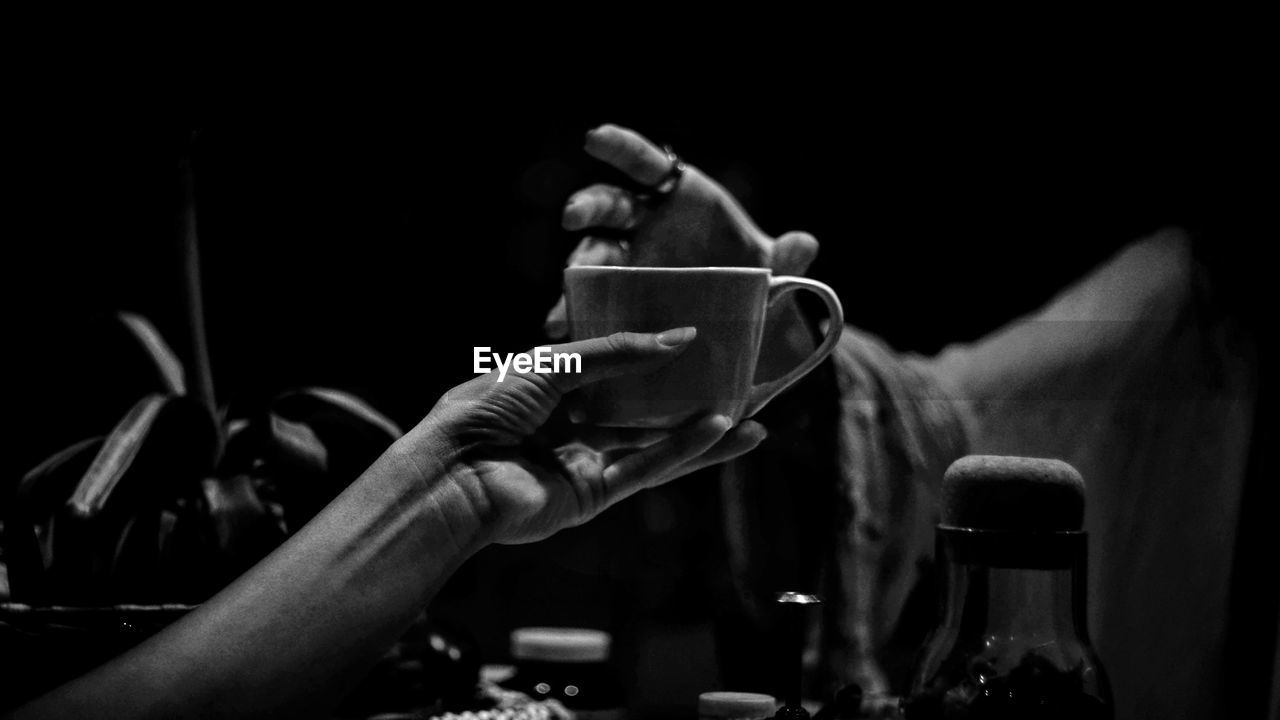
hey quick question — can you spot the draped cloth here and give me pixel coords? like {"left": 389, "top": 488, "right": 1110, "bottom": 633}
{"left": 722, "top": 229, "right": 1264, "bottom": 718}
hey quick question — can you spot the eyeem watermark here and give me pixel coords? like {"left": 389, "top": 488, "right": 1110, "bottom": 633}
{"left": 474, "top": 347, "right": 582, "bottom": 382}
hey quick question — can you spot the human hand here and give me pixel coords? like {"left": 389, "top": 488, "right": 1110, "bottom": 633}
{"left": 407, "top": 328, "right": 767, "bottom": 546}
{"left": 545, "top": 124, "right": 821, "bottom": 338}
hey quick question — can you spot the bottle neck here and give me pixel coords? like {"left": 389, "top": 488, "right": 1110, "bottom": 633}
{"left": 937, "top": 528, "right": 1091, "bottom": 645}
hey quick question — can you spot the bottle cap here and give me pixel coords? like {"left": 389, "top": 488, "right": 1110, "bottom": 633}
{"left": 510, "top": 627, "right": 611, "bottom": 663}
{"left": 942, "top": 455, "right": 1085, "bottom": 532}
{"left": 479, "top": 663, "right": 516, "bottom": 684}
{"left": 699, "top": 692, "right": 779, "bottom": 720}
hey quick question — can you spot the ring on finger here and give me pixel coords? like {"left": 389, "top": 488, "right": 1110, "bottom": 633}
{"left": 638, "top": 145, "right": 685, "bottom": 203}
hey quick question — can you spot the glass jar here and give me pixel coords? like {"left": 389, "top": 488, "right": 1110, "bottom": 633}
{"left": 503, "top": 627, "right": 624, "bottom": 720}
{"left": 904, "top": 455, "right": 1113, "bottom": 719}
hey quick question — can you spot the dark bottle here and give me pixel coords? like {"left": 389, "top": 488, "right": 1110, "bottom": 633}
{"left": 772, "top": 592, "right": 822, "bottom": 720}
{"left": 503, "top": 627, "right": 624, "bottom": 720}
{"left": 904, "top": 456, "right": 1112, "bottom": 720}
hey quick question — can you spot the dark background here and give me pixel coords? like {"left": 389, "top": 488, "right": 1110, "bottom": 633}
{"left": 10, "top": 45, "right": 1270, "bottom": 715}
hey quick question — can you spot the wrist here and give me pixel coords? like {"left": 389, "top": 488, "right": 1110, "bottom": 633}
{"left": 379, "top": 425, "right": 495, "bottom": 558}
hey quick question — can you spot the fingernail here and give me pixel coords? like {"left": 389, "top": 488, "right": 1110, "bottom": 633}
{"left": 656, "top": 327, "right": 697, "bottom": 347}
{"left": 709, "top": 415, "right": 733, "bottom": 432}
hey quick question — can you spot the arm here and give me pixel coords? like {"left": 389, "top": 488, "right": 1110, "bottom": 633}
{"left": 12, "top": 436, "right": 481, "bottom": 719}
{"left": 11, "top": 330, "right": 766, "bottom": 720}
{"left": 816, "top": 230, "right": 1255, "bottom": 716}
{"left": 922, "top": 229, "right": 1257, "bottom": 719}
{"left": 927, "top": 229, "right": 1207, "bottom": 455}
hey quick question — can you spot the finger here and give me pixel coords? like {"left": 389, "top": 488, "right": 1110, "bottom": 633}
{"left": 600, "top": 420, "right": 766, "bottom": 483}
{"left": 544, "top": 236, "right": 631, "bottom": 339}
{"left": 770, "top": 231, "right": 821, "bottom": 276}
{"left": 575, "top": 425, "right": 670, "bottom": 452}
{"left": 563, "top": 184, "right": 643, "bottom": 232}
{"left": 539, "top": 326, "right": 698, "bottom": 394}
{"left": 567, "top": 235, "right": 631, "bottom": 268}
{"left": 660, "top": 420, "right": 767, "bottom": 481}
{"left": 600, "top": 414, "right": 732, "bottom": 503}
{"left": 585, "top": 124, "right": 674, "bottom": 187}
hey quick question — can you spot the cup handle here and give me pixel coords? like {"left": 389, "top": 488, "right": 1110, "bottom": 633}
{"left": 742, "top": 275, "right": 844, "bottom": 419}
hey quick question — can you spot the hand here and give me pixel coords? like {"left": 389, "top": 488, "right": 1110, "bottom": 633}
{"left": 410, "top": 328, "right": 767, "bottom": 545}
{"left": 545, "top": 124, "right": 822, "bottom": 338}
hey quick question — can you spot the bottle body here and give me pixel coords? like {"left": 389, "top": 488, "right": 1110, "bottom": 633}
{"left": 503, "top": 627, "right": 624, "bottom": 720}
{"left": 904, "top": 528, "right": 1112, "bottom": 719}
{"left": 504, "top": 658, "right": 624, "bottom": 719}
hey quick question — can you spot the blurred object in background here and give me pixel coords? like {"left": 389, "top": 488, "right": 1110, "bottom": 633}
{"left": 502, "top": 627, "right": 624, "bottom": 720}
{"left": 699, "top": 691, "right": 778, "bottom": 720}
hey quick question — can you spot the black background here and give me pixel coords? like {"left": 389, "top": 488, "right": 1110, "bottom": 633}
{"left": 14, "top": 53, "right": 1264, "bottom": 453}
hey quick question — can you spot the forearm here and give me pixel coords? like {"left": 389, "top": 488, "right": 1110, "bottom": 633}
{"left": 12, "top": 429, "right": 485, "bottom": 720}
{"left": 927, "top": 229, "right": 1196, "bottom": 455}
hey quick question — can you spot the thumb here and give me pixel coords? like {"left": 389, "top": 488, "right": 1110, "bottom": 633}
{"left": 770, "top": 231, "right": 820, "bottom": 276}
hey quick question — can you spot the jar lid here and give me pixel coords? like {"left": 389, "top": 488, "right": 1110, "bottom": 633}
{"left": 699, "top": 692, "right": 778, "bottom": 719}
{"left": 510, "top": 627, "right": 611, "bottom": 663}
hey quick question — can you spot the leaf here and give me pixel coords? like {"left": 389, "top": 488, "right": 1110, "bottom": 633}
{"left": 272, "top": 387, "right": 402, "bottom": 488}
{"left": 117, "top": 312, "right": 187, "bottom": 396}
{"left": 258, "top": 414, "right": 335, "bottom": 530}
{"left": 268, "top": 414, "right": 328, "bottom": 476}
{"left": 217, "top": 417, "right": 262, "bottom": 476}
{"left": 225, "top": 417, "right": 251, "bottom": 439}
{"left": 66, "top": 394, "right": 168, "bottom": 519}
{"left": 66, "top": 394, "right": 222, "bottom": 523}
{"left": 199, "top": 475, "right": 286, "bottom": 583}
{"left": 278, "top": 387, "right": 403, "bottom": 440}
{"left": 3, "top": 437, "right": 104, "bottom": 603}
{"left": 16, "top": 436, "right": 104, "bottom": 513}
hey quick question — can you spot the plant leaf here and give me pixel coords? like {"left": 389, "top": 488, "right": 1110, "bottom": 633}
{"left": 200, "top": 475, "right": 286, "bottom": 583}
{"left": 17, "top": 436, "right": 104, "bottom": 510}
{"left": 272, "top": 388, "right": 402, "bottom": 491}
{"left": 217, "top": 417, "right": 261, "bottom": 476}
{"left": 268, "top": 414, "right": 329, "bottom": 476}
{"left": 117, "top": 312, "right": 186, "bottom": 396}
{"left": 4, "top": 437, "right": 105, "bottom": 602}
{"left": 67, "top": 394, "right": 168, "bottom": 519}
{"left": 283, "top": 387, "right": 403, "bottom": 440}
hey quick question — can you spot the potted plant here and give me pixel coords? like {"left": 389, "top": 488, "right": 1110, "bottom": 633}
{"left": 1, "top": 139, "right": 408, "bottom": 710}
